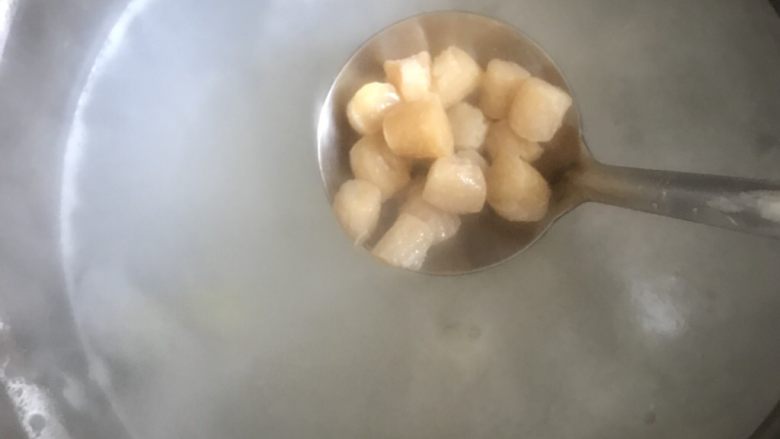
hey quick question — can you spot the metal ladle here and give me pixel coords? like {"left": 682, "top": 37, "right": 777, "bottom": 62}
{"left": 317, "top": 11, "right": 780, "bottom": 275}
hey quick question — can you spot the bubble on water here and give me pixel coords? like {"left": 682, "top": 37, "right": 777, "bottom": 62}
{"left": 2, "top": 378, "right": 72, "bottom": 439}
{"left": 28, "top": 413, "right": 46, "bottom": 436}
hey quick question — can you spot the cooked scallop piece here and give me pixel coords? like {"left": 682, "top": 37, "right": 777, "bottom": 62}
{"left": 479, "top": 59, "right": 530, "bottom": 119}
{"left": 423, "top": 155, "right": 486, "bottom": 214}
{"left": 484, "top": 120, "right": 543, "bottom": 163}
{"left": 332, "top": 179, "right": 382, "bottom": 245}
{"left": 346, "top": 82, "right": 400, "bottom": 135}
{"left": 431, "top": 46, "right": 481, "bottom": 108}
{"left": 382, "top": 95, "right": 454, "bottom": 160}
{"left": 350, "top": 134, "right": 411, "bottom": 200}
{"left": 447, "top": 102, "right": 488, "bottom": 151}
{"left": 384, "top": 51, "right": 431, "bottom": 102}
{"left": 401, "top": 181, "right": 461, "bottom": 243}
{"left": 372, "top": 213, "right": 435, "bottom": 270}
{"left": 486, "top": 152, "right": 551, "bottom": 222}
{"left": 455, "top": 149, "right": 488, "bottom": 173}
{"left": 508, "top": 77, "right": 572, "bottom": 142}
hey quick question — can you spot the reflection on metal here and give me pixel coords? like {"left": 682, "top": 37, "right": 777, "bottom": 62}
{"left": 58, "top": 1, "right": 156, "bottom": 438}
{"left": 60, "top": 0, "right": 155, "bottom": 289}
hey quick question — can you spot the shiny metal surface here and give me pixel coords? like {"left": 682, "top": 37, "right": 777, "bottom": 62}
{"left": 318, "top": 12, "right": 780, "bottom": 274}
{"left": 318, "top": 12, "right": 584, "bottom": 274}
{"left": 1, "top": 1, "right": 780, "bottom": 439}
{"left": 572, "top": 163, "right": 780, "bottom": 237}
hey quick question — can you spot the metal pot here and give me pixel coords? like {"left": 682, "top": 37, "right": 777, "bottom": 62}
{"left": 1, "top": 1, "right": 779, "bottom": 438}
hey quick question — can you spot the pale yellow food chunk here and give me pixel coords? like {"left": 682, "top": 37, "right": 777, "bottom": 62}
{"left": 479, "top": 59, "right": 530, "bottom": 119}
{"left": 401, "top": 182, "right": 461, "bottom": 243}
{"left": 486, "top": 153, "right": 551, "bottom": 222}
{"left": 455, "top": 149, "right": 488, "bottom": 173}
{"left": 384, "top": 51, "right": 431, "bottom": 102}
{"left": 508, "top": 77, "right": 572, "bottom": 142}
{"left": 431, "top": 46, "right": 482, "bottom": 108}
{"left": 423, "top": 155, "right": 486, "bottom": 214}
{"left": 350, "top": 134, "right": 411, "bottom": 200}
{"left": 447, "top": 102, "right": 488, "bottom": 151}
{"left": 332, "top": 179, "right": 382, "bottom": 245}
{"left": 346, "top": 82, "right": 400, "bottom": 135}
{"left": 484, "top": 120, "right": 543, "bottom": 163}
{"left": 372, "top": 213, "right": 435, "bottom": 270}
{"left": 382, "top": 96, "right": 454, "bottom": 159}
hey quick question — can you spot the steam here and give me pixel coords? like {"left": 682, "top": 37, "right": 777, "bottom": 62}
{"left": 0, "top": 0, "right": 18, "bottom": 60}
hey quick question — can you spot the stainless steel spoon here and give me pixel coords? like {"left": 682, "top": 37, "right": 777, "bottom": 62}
{"left": 317, "top": 11, "right": 780, "bottom": 275}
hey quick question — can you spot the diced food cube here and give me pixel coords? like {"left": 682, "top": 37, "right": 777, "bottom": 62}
{"left": 350, "top": 134, "right": 411, "bottom": 200}
{"left": 447, "top": 102, "right": 488, "bottom": 151}
{"left": 423, "top": 155, "right": 486, "bottom": 214}
{"left": 431, "top": 46, "right": 482, "bottom": 108}
{"left": 401, "top": 181, "right": 461, "bottom": 243}
{"left": 455, "top": 149, "right": 488, "bottom": 173}
{"left": 508, "top": 77, "right": 572, "bottom": 142}
{"left": 484, "top": 120, "right": 543, "bottom": 163}
{"left": 479, "top": 59, "right": 530, "bottom": 119}
{"left": 384, "top": 51, "right": 432, "bottom": 102}
{"left": 332, "top": 179, "right": 382, "bottom": 245}
{"left": 486, "top": 152, "right": 551, "bottom": 222}
{"left": 346, "top": 82, "right": 400, "bottom": 135}
{"left": 372, "top": 213, "right": 435, "bottom": 270}
{"left": 382, "top": 95, "right": 454, "bottom": 159}
{"left": 334, "top": 50, "right": 563, "bottom": 266}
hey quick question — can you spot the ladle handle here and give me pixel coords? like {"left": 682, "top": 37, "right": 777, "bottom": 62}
{"left": 571, "top": 161, "right": 780, "bottom": 238}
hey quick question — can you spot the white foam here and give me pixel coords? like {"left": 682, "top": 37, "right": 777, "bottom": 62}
{"left": 706, "top": 196, "right": 742, "bottom": 213}
{"left": 745, "top": 191, "right": 780, "bottom": 222}
{"left": 1, "top": 377, "right": 71, "bottom": 439}
{"left": 707, "top": 191, "right": 780, "bottom": 223}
